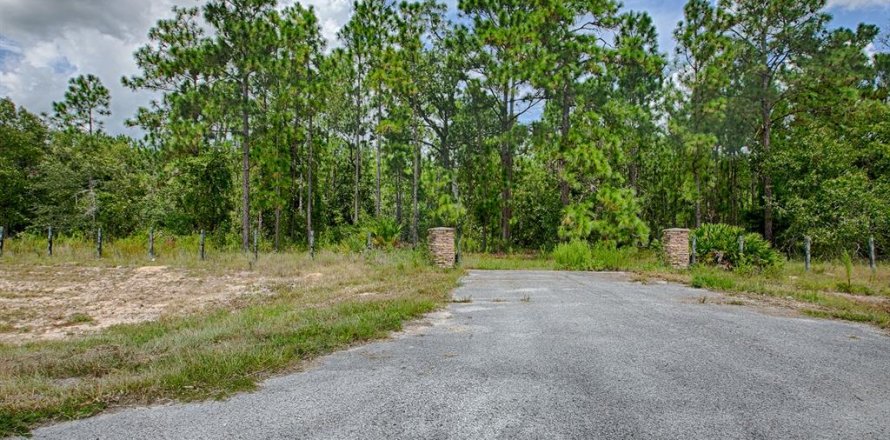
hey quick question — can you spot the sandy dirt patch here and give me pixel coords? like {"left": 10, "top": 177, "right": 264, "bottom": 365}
{"left": 0, "top": 264, "right": 322, "bottom": 343}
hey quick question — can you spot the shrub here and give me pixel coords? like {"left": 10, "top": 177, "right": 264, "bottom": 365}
{"left": 693, "top": 223, "right": 782, "bottom": 270}
{"left": 552, "top": 240, "right": 592, "bottom": 270}
{"left": 368, "top": 218, "right": 402, "bottom": 249}
{"left": 589, "top": 243, "right": 638, "bottom": 271}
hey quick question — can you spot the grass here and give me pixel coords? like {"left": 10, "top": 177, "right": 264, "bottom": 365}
{"left": 0, "top": 249, "right": 462, "bottom": 437}
{"left": 461, "top": 252, "right": 554, "bottom": 270}
{"left": 465, "top": 251, "right": 890, "bottom": 330}
{"left": 65, "top": 313, "right": 94, "bottom": 325}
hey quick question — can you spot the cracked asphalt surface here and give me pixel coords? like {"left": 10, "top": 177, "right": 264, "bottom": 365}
{"left": 30, "top": 270, "right": 890, "bottom": 439}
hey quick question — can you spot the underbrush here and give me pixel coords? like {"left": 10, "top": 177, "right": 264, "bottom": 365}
{"left": 551, "top": 240, "right": 656, "bottom": 271}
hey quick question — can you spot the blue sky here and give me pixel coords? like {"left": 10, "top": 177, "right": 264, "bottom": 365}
{"left": 1, "top": 0, "right": 888, "bottom": 136}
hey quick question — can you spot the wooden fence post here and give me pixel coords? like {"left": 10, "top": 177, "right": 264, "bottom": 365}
{"left": 869, "top": 236, "right": 877, "bottom": 273}
{"left": 804, "top": 236, "right": 811, "bottom": 272}
{"left": 690, "top": 235, "right": 697, "bottom": 266}
{"left": 47, "top": 226, "right": 53, "bottom": 257}
{"left": 200, "top": 230, "right": 206, "bottom": 261}
{"left": 149, "top": 228, "right": 155, "bottom": 260}
{"left": 456, "top": 226, "right": 463, "bottom": 266}
{"left": 309, "top": 230, "right": 315, "bottom": 260}
{"left": 366, "top": 232, "right": 372, "bottom": 251}
{"left": 96, "top": 228, "right": 102, "bottom": 258}
{"left": 738, "top": 235, "right": 744, "bottom": 257}
{"left": 253, "top": 228, "right": 259, "bottom": 262}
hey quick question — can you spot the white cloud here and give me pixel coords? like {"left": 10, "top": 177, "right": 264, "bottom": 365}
{"left": 827, "top": 0, "right": 890, "bottom": 10}
{"left": 0, "top": 0, "right": 355, "bottom": 136}
{"left": 0, "top": 0, "right": 184, "bottom": 136}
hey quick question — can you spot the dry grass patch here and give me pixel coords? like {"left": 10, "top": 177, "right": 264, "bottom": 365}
{"left": 0, "top": 250, "right": 462, "bottom": 437}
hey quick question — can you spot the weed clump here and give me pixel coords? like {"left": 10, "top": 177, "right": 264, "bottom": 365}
{"left": 692, "top": 224, "right": 782, "bottom": 270}
{"left": 552, "top": 240, "right": 593, "bottom": 270}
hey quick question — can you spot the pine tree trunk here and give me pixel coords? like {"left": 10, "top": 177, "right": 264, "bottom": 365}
{"left": 306, "top": 112, "right": 313, "bottom": 242}
{"left": 396, "top": 171, "right": 403, "bottom": 225}
{"left": 500, "top": 85, "right": 515, "bottom": 248}
{"left": 694, "top": 168, "right": 702, "bottom": 228}
{"left": 558, "top": 84, "right": 571, "bottom": 206}
{"left": 240, "top": 76, "right": 251, "bottom": 251}
{"left": 375, "top": 102, "right": 382, "bottom": 218}
{"left": 274, "top": 206, "right": 281, "bottom": 251}
{"left": 412, "top": 121, "right": 420, "bottom": 247}
{"left": 761, "top": 73, "right": 774, "bottom": 243}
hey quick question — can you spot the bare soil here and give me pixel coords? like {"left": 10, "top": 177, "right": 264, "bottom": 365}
{"left": 0, "top": 263, "right": 321, "bottom": 343}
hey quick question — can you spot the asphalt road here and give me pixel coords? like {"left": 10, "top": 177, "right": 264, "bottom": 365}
{"left": 31, "top": 270, "right": 890, "bottom": 439}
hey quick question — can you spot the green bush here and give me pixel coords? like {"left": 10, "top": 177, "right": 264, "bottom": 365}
{"left": 552, "top": 240, "right": 592, "bottom": 270}
{"left": 693, "top": 223, "right": 782, "bottom": 270}
{"left": 367, "top": 218, "right": 402, "bottom": 249}
{"left": 589, "top": 243, "right": 638, "bottom": 271}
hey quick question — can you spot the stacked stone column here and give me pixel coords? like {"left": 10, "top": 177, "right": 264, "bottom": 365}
{"left": 663, "top": 228, "right": 690, "bottom": 269}
{"left": 428, "top": 228, "right": 456, "bottom": 269}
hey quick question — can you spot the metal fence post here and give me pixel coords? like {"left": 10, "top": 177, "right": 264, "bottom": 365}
{"left": 149, "top": 228, "right": 155, "bottom": 260}
{"left": 200, "top": 230, "right": 206, "bottom": 261}
{"left": 804, "top": 236, "right": 811, "bottom": 272}
{"left": 0, "top": 226, "right": 5, "bottom": 257}
{"left": 48, "top": 226, "right": 53, "bottom": 257}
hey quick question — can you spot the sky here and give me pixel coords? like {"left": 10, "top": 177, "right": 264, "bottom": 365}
{"left": 1, "top": 0, "right": 888, "bottom": 137}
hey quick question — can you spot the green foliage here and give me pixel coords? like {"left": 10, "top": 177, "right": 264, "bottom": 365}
{"left": 368, "top": 218, "right": 402, "bottom": 248}
{"left": 589, "top": 243, "right": 641, "bottom": 271}
{"left": 693, "top": 224, "right": 782, "bottom": 270}
{"left": 51, "top": 74, "right": 111, "bottom": 135}
{"left": 552, "top": 240, "right": 593, "bottom": 271}
{"left": 558, "top": 188, "right": 650, "bottom": 248}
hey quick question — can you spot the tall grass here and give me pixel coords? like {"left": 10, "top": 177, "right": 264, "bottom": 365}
{"left": 551, "top": 240, "right": 655, "bottom": 271}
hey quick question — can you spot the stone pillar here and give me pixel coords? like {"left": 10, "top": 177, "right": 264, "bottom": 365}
{"left": 663, "top": 228, "right": 690, "bottom": 269}
{"left": 428, "top": 227, "right": 456, "bottom": 269}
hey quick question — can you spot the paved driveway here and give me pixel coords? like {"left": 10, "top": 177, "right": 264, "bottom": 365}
{"left": 31, "top": 270, "right": 890, "bottom": 439}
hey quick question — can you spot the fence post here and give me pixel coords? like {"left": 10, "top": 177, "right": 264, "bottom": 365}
{"left": 366, "top": 232, "right": 372, "bottom": 251}
{"left": 456, "top": 226, "right": 463, "bottom": 266}
{"left": 309, "top": 230, "right": 315, "bottom": 260}
{"left": 869, "top": 236, "right": 877, "bottom": 273}
{"left": 200, "top": 230, "right": 206, "bottom": 261}
{"left": 96, "top": 228, "right": 103, "bottom": 258}
{"left": 253, "top": 228, "right": 259, "bottom": 262}
{"left": 0, "top": 226, "right": 5, "bottom": 257}
{"left": 690, "top": 235, "right": 697, "bottom": 266}
{"left": 804, "top": 236, "right": 811, "bottom": 272}
{"left": 738, "top": 235, "right": 744, "bottom": 256}
{"left": 149, "top": 228, "right": 155, "bottom": 260}
{"left": 48, "top": 226, "right": 53, "bottom": 257}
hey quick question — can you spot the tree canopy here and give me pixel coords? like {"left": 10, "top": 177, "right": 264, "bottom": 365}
{"left": 1, "top": 0, "right": 888, "bottom": 258}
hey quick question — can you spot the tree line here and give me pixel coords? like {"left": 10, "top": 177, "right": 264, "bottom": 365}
{"left": 1, "top": 0, "right": 888, "bottom": 257}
